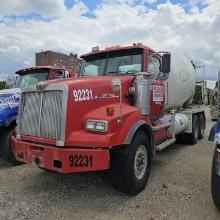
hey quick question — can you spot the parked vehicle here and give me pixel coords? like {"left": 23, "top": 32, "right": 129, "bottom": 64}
{"left": 0, "top": 66, "right": 76, "bottom": 164}
{"left": 209, "top": 119, "right": 220, "bottom": 209}
{"left": 12, "top": 44, "right": 205, "bottom": 194}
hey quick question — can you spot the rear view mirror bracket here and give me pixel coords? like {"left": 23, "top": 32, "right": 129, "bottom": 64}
{"left": 158, "top": 52, "right": 171, "bottom": 81}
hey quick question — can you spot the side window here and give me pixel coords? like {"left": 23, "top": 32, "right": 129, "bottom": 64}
{"left": 64, "top": 70, "right": 70, "bottom": 78}
{"left": 148, "top": 55, "right": 160, "bottom": 78}
{"left": 54, "top": 70, "right": 64, "bottom": 79}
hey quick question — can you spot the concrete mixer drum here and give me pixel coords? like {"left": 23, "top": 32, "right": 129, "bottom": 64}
{"left": 164, "top": 54, "right": 196, "bottom": 110}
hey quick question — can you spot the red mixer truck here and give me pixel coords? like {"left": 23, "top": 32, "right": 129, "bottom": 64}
{"left": 11, "top": 44, "right": 205, "bottom": 194}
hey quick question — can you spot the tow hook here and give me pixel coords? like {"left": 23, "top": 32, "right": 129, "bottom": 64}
{"left": 35, "top": 157, "right": 41, "bottom": 166}
{"left": 17, "top": 152, "right": 24, "bottom": 159}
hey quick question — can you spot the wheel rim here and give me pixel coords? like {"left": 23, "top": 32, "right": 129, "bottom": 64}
{"left": 194, "top": 122, "right": 199, "bottom": 140}
{"left": 200, "top": 120, "right": 205, "bottom": 136}
{"left": 134, "top": 145, "right": 148, "bottom": 180}
{"left": 201, "top": 124, "right": 204, "bottom": 136}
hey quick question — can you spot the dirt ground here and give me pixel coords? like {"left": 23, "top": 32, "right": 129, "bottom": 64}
{"left": 0, "top": 109, "right": 219, "bottom": 220}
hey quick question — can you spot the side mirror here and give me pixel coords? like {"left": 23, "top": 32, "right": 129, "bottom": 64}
{"left": 64, "top": 70, "right": 70, "bottom": 78}
{"left": 161, "top": 53, "right": 171, "bottom": 74}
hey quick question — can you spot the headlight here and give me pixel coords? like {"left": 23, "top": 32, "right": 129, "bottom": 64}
{"left": 0, "top": 104, "right": 8, "bottom": 109}
{"left": 85, "top": 120, "right": 108, "bottom": 132}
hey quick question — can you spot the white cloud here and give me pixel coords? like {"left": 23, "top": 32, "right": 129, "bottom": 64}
{"left": 0, "top": 0, "right": 66, "bottom": 17}
{"left": 145, "top": 0, "right": 157, "bottom": 4}
{"left": 0, "top": 0, "right": 220, "bottom": 80}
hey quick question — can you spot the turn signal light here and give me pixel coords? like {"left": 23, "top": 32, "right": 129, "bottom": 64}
{"left": 106, "top": 106, "right": 115, "bottom": 116}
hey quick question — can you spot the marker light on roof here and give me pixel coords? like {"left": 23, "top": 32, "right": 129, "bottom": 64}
{"left": 92, "top": 46, "right": 99, "bottom": 52}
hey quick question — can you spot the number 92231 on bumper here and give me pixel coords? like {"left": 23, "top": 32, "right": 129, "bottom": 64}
{"left": 12, "top": 135, "right": 110, "bottom": 173}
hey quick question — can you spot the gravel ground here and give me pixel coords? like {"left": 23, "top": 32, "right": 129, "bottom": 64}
{"left": 0, "top": 109, "right": 220, "bottom": 220}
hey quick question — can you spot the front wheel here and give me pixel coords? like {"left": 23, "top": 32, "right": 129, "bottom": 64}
{"left": 111, "top": 131, "right": 152, "bottom": 195}
{"left": 2, "top": 128, "right": 23, "bottom": 165}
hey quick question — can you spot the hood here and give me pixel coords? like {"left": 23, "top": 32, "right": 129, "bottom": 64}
{"left": 65, "top": 76, "right": 133, "bottom": 135}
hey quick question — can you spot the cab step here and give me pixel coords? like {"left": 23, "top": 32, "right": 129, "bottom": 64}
{"left": 156, "top": 138, "right": 176, "bottom": 151}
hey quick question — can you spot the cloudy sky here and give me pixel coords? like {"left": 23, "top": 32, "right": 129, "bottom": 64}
{"left": 0, "top": 0, "right": 220, "bottom": 81}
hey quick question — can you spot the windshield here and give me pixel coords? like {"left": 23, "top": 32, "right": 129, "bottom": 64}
{"left": 15, "top": 71, "right": 48, "bottom": 88}
{"left": 80, "top": 49, "right": 142, "bottom": 76}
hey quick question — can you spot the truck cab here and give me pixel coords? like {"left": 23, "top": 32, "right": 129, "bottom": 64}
{"left": 0, "top": 66, "right": 76, "bottom": 164}
{"left": 80, "top": 45, "right": 166, "bottom": 117}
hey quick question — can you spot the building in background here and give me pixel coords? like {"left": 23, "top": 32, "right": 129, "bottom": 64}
{"left": 36, "top": 51, "right": 82, "bottom": 71}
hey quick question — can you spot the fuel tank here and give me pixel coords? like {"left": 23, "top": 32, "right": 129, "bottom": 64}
{"left": 157, "top": 113, "right": 189, "bottom": 137}
{"left": 164, "top": 54, "right": 196, "bottom": 110}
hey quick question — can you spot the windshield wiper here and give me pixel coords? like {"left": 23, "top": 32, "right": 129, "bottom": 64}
{"left": 108, "top": 71, "right": 121, "bottom": 74}
{"left": 108, "top": 70, "right": 139, "bottom": 75}
{"left": 125, "top": 70, "right": 138, "bottom": 74}
{"left": 108, "top": 70, "right": 134, "bottom": 75}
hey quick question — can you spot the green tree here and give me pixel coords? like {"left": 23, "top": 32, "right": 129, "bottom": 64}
{"left": 192, "top": 85, "right": 203, "bottom": 104}
{"left": 0, "top": 81, "right": 6, "bottom": 90}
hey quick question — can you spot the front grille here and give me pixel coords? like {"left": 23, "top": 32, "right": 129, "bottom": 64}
{"left": 19, "top": 90, "right": 63, "bottom": 140}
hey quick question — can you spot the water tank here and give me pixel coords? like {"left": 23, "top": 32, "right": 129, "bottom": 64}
{"left": 164, "top": 54, "right": 196, "bottom": 110}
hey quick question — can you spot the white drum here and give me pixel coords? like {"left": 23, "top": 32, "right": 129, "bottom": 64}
{"left": 164, "top": 54, "right": 196, "bottom": 110}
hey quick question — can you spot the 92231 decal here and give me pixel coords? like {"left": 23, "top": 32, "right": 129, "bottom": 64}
{"left": 73, "top": 89, "right": 93, "bottom": 102}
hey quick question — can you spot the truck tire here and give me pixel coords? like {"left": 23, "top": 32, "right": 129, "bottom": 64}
{"left": 0, "top": 127, "right": 4, "bottom": 157}
{"left": 211, "top": 146, "right": 220, "bottom": 209}
{"left": 111, "top": 131, "right": 151, "bottom": 195}
{"left": 187, "top": 114, "right": 199, "bottom": 145}
{"left": 2, "top": 128, "right": 23, "bottom": 165}
{"left": 198, "top": 114, "right": 205, "bottom": 139}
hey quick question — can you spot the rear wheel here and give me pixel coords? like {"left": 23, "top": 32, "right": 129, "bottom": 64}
{"left": 198, "top": 114, "right": 205, "bottom": 139}
{"left": 111, "top": 131, "right": 152, "bottom": 195}
{"left": 2, "top": 128, "right": 23, "bottom": 165}
{"left": 211, "top": 146, "right": 220, "bottom": 209}
{"left": 187, "top": 114, "right": 199, "bottom": 145}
